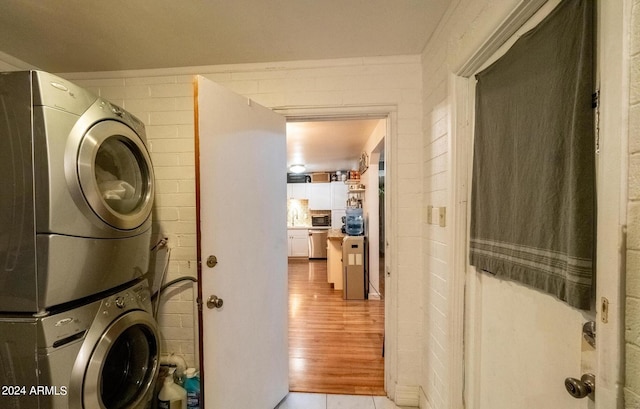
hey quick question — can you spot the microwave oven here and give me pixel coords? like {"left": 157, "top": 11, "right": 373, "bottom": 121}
{"left": 311, "top": 214, "right": 330, "bottom": 227}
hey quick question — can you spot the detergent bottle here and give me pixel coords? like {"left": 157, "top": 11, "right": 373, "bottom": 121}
{"left": 183, "top": 368, "right": 201, "bottom": 409}
{"left": 158, "top": 367, "right": 187, "bottom": 409}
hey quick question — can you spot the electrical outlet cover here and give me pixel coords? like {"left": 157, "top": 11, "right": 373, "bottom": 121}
{"left": 439, "top": 207, "right": 446, "bottom": 227}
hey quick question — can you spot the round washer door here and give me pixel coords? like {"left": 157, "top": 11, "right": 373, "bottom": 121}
{"left": 77, "top": 120, "right": 154, "bottom": 230}
{"left": 82, "top": 310, "right": 159, "bottom": 409}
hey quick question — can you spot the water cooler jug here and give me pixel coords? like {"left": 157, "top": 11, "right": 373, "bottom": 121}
{"left": 345, "top": 207, "right": 364, "bottom": 236}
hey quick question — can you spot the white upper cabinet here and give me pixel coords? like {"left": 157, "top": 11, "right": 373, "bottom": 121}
{"left": 330, "top": 181, "right": 348, "bottom": 228}
{"left": 287, "top": 181, "right": 347, "bottom": 212}
{"left": 331, "top": 181, "right": 348, "bottom": 209}
{"left": 309, "top": 183, "right": 331, "bottom": 210}
{"left": 287, "top": 183, "right": 309, "bottom": 200}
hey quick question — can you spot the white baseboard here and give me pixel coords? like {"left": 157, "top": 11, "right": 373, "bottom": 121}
{"left": 394, "top": 384, "right": 420, "bottom": 407}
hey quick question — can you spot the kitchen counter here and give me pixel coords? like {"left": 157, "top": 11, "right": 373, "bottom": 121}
{"left": 327, "top": 228, "right": 345, "bottom": 241}
{"left": 326, "top": 231, "right": 343, "bottom": 290}
{"left": 287, "top": 225, "right": 331, "bottom": 230}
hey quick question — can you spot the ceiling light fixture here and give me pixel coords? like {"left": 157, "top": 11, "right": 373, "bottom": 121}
{"left": 289, "top": 164, "right": 306, "bottom": 173}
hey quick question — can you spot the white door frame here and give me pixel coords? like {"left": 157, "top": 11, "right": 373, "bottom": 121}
{"left": 449, "top": 0, "right": 628, "bottom": 408}
{"left": 449, "top": 2, "right": 550, "bottom": 406}
{"left": 275, "top": 104, "right": 398, "bottom": 396}
{"left": 591, "top": 0, "right": 630, "bottom": 405}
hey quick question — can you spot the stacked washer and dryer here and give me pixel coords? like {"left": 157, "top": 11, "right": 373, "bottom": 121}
{"left": 0, "top": 71, "right": 160, "bottom": 409}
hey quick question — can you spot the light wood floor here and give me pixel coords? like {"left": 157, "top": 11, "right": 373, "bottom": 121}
{"left": 288, "top": 259, "right": 385, "bottom": 396}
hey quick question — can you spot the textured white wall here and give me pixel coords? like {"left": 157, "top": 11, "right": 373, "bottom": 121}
{"left": 626, "top": 0, "right": 640, "bottom": 407}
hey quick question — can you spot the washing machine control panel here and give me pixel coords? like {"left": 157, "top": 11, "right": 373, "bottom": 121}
{"left": 101, "top": 281, "right": 153, "bottom": 318}
{"left": 37, "top": 282, "right": 153, "bottom": 347}
{"left": 39, "top": 300, "right": 100, "bottom": 349}
{"left": 114, "top": 296, "right": 126, "bottom": 309}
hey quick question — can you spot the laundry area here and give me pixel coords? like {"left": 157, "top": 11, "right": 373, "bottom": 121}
{"left": 0, "top": 0, "right": 636, "bottom": 408}
{"left": 0, "top": 71, "right": 198, "bottom": 409}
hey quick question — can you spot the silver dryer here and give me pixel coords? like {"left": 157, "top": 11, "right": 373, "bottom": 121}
{"left": 0, "top": 71, "right": 155, "bottom": 312}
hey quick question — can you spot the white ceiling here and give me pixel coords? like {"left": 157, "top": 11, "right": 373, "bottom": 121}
{"left": 0, "top": 0, "right": 449, "bottom": 173}
{"left": 0, "top": 0, "right": 450, "bottom": 73}
{"left": 287, "top": 119, "right": 383, "bottom": 174}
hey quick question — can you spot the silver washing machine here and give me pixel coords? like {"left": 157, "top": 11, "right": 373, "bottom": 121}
{"left": 0, "top": 280, "right": 159, "bottom": 409}
{"left": 0, "top": 71, "right": 155, "bottom": 312}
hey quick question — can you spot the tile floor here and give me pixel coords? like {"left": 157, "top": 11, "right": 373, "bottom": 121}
{"left": 275, "top": 392, "right": 411, "bottom": 409}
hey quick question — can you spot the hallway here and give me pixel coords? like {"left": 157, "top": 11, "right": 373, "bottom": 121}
{"left": 288, "top": 259, "right": 385, "bottom": 395}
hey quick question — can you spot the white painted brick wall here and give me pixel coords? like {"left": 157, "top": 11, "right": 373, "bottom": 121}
{"left": 627, "top": 0, "right": 640, "bottom": 406}
{"left": 66, "top": 56, "right": 424, "bottom": 384}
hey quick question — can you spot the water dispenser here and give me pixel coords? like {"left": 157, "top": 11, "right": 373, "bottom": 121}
{"left": 345, "top": 207, "right": 364, "bottom": 236}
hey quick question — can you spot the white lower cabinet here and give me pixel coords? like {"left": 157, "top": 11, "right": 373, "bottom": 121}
{"left": 288, "top": 229, "right": 309, "bottom": 257}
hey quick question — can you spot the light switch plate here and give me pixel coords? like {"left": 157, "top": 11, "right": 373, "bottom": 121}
{"left": 439, "top": 207, "right": 446, "bottom": 227}
{"left": 427, "top": 206, "right": 433, "bottom": 225}
{"left": 431, "top": 207, "right": 440, "bottom": 225}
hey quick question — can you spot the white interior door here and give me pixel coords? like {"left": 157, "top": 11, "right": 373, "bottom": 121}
{"left": 196, "top": 76, "right": 288, "bottom": 409}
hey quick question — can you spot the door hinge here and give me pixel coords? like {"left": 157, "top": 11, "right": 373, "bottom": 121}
{"left": 600, "top": 297, "right": 609, "bottom": 324}
{"left": 593, "top": 89, "right": 600, "bottom": 154}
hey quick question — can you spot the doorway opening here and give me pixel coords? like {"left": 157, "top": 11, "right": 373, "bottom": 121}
{"left": 285, "top": 116, "right": 388, "bottom": 395}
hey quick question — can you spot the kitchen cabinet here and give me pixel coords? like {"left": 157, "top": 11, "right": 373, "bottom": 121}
{"left": 287, "top": 183, "right": 309, "bottom": 200}
{"left": 331, "top": 209, "right": 345, "bottom": 230}
{"left": 288, "top": 228, "right": 309, "bottom": 257}
{"left": 331, "top": 181, "right": 348, "bottom": 208}
{"left": 330, "top": 181, "right": 348, "bottom": 228}
{"left": 309, "top": 183, "right": 331, "bottom": 210}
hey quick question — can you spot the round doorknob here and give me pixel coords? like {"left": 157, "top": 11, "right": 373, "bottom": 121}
{"left": 206, "top": 255, "right": 218, "bottom": 268}
{"left": 207, "top": 295, "right": 224, "bottom": 309}
{"left": 564, "top": 373, "right": 595, "bottom": 399}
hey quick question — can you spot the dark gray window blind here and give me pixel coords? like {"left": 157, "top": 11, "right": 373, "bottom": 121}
{"left": 469, "top": 0, "right": 595, "bottom": 310}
